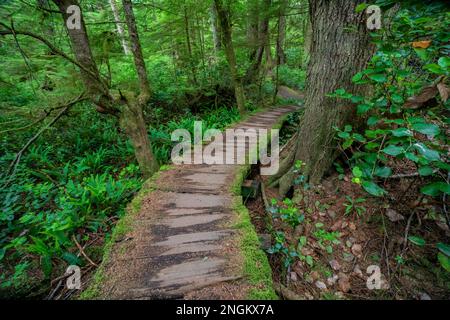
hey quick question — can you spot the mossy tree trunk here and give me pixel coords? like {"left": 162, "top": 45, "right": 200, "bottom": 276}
{"left": 109, "top": 0, "right": 130, "bottom": 56}
{"left": 53, "top": 0, "right": 158, "bottom": 179}
{"left": 275, "top": 0, "right": 375, "bottom": 196}
{"left": 214, "top": 0, "right": 246, "bottom": 115}
{"left": 275, "top": 0, "right": 288, "bottom": 65}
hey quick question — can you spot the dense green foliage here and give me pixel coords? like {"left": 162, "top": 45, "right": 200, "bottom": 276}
{"left": 332, "top": 1, "right": 450, "bottom": 272}
{"left": 0, "top": 0, "right": 307, "bottom": 296}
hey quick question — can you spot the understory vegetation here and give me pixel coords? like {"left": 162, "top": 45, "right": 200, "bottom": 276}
{"left": 0, "top": 0, "right": 306, "bottom": 297}
{"left": 245, "top": 0, "right": 450, "bottom": 300}
{"left": 1, "top": 0, "right": 449, "bottom": 301}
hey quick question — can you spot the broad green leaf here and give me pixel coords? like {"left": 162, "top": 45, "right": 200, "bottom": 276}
{"left": 357, "top": 103, "right": 371, "bottom": 114}
{"left": 424, "top": 63, "right": 443, "bottom": 74}
{"left": 0, "top": 248, "right": 5, "bottom": 261}
{"left": 408, "top": 236, "right": 426, "bottom": 247}
{"left": 405, "top": 152, "right": 419, "bottom": 163}
{"left": 391, "top": 94, "right": 404, "bottom": 104}
{"left": 413, "top": 143, "right": 440, "bottom": 161}
{"left": 421, "top": 182, "right": 450, "bottom": 196}
{"left": 352, "top": 166, "right": 363, "bottom": 178}
{"left": 362, "top": 181, "right": 386, "bottom": 197}
{"left": 412, "top": 123, "right": 440, "bottom": 137}
{"left": 382, "top": 145, "right": 404, "bottom": 156}
{"left": 367, "top": 116, "right": 379, "bottom": 126}
{"left": 391, "top": 127, "right": 412, "bottom": 137}
{"left": 342, "top": 139, "right": 353, "bottom": 149}
{"left": 338, "top": 131, "right": 350, "bottom": 139}
{"left": 374, "top": 167, "right": 392, "bottom": 178}
{"left": 351, "top": 95, "right": 364, "bottom": 103}
{"left": 352, "top": 72, "right": 364, "bottom": 83}
{"left": 368, "top": 73, "right": 387, "bottom": 83}
{"left": 418, "top": 166, "right": 434, "bottom": 176}
{"left": 437, "top": 253, "right": 450, "bottom": 272}
{"left": 438, "top": 56, "right": 450, "bottom": 69}
{"left": 437, "top": 243, "right": 450, "bottom": 257}
{"left": 413, "top": 48, "right": 428, "bottom": 61}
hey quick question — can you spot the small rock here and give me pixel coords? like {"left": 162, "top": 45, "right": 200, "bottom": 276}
{"left": 329, "top": 259, "right": 341, "bottom": 271}
{"left": 419, "top": 292, "right": 431, "bottom": 300}
{"left": 315, "top": 281, "right": 327, "bottom": 290}
{"left": 327, "top": 274, "right": 339, "bottom": 286}
{"left": 385, "top": 209, "right": 405, "bottom": 222}
{"left": 338, "top": 273, "right": 351, "bottom": 293}
{"left": 328, "top": 210, "right": 336, "bottom": 219}
{"left": 351, "top": 244, "right": 363, "bottom": 258}
{"left": 290, "top": 272, "right": 298, "bottom": 282}
{"left": 353, "top": 264, "right": 364, "bottom": 278}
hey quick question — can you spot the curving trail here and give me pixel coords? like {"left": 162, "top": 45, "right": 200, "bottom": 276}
{"left": 92, "top": 104, "right": 300, "bottom": 299}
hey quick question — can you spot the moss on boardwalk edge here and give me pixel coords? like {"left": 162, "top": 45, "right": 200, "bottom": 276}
{"left": 231, "top": 165, "right": 278, "bottom": 300}
{"left": 79, "top": 165, "right": 171, "bottom": 300}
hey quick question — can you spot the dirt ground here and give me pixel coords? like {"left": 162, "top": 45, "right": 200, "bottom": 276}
{"left": 245, "top": 164, "right": 450, "bottom": 300}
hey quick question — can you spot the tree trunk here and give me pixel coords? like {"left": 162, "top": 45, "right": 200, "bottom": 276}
{"left": 276, "top": 0, "right": 288, "bottom": 65}
{"left": 122, "top": 0, "right": 151, "bottom": 101}
{"left": 210, "top": 2, "right": 221, "bottom": 54}
{"left": 246, "top": 0, "right": 260, "bottom": 61}
{"left": 119, "top": 94, "right": 159, "bottom": 178}
{"left": 244, "top": 0, "right": 271, "bottom": 84}
{"left": 183, "top": 4, "right": 198, "bottom": 85}
{"left": 277, "top": 0, "right": 375, "bottom": 195}
{"left": 53, "top": 0, "right": 158, "bottom": 179}
{"left": 109, "top": 0, "right": 130, "bottom": 56}
{"left": 214, "top": 0, "right": 246, "bottom": 114}
{"left": 303, "top": 11, "right": 312, "bottom": 69}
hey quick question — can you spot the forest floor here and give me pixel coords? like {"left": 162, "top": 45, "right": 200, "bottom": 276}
{"left": 78, "top": 103, "right": 300, "bottom": 299}
{"left": 245, "top": 128, "right": 450, "bottom": 300}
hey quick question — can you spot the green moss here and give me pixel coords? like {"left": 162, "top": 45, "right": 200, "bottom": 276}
{"left": 231, "top": 165, "right": 278, "bottom": 300}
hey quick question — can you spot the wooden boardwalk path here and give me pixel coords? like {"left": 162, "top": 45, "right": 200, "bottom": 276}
{"left": 91, "top": 105, "right": 299, "bottom": 299}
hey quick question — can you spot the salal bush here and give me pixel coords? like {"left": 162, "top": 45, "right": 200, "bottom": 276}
{"left": 331, "top": 3, "right": 449, "bottom": 198}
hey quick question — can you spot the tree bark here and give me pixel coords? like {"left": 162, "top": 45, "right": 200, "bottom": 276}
{"left": 214, "top": 0, "right": 246, "bottom": 114}
{"left": 122, "top": 0, "right": 151, "bottom": 101}
{"left": 276, "top": 0, "right": 288, "bottom": 65}
{"left": 244, "top": 0, "right": 271, "bottom": 84}
{"left": 277, "top": 0, "right": 375, "bottom": 196}
{"left": 53, "top": 0, "right": 158, "bottom": 179}
{"left": 210, "top": 2, "right": 221, "bottom": 54}
{"left": 109, "top": 0, "right": 130, "bottom": 56}
{"left": 183, "top": 4, "right": 198, "bottom": 85}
